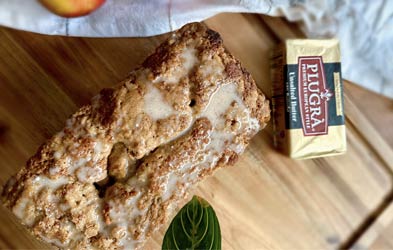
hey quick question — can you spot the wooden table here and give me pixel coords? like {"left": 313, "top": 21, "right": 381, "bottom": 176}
{"left": 0, "top": 13, "right": 392, "bottom": 249}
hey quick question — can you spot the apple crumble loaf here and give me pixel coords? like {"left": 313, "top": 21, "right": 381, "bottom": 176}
{"left": 1, "top": 22, "right": 270, "bottom": 249}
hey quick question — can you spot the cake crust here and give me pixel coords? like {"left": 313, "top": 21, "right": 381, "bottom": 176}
{"left": 1, "top": 22, "right": 270, "bottom": 249}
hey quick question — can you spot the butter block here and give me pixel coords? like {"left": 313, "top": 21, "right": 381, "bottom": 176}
{"left": 271, "top": 39, "right": 346, "bottom": 159}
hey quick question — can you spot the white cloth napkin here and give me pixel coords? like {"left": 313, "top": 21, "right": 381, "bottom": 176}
{"left": 1, "top": 0, "right": 392, "bottom": 99}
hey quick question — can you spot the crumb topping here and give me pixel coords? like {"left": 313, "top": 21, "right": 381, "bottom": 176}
{"left": 1, "top": 22, "right": 270, "bottom": 250}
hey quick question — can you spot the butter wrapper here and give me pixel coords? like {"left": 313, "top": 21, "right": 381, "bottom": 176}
{"left": 271, "top": 39, "right": 346, "bottom": 159}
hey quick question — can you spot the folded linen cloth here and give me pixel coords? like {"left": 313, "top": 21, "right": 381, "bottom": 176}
{"left": 0, "top": 0, "right": 392, "bottom": 98}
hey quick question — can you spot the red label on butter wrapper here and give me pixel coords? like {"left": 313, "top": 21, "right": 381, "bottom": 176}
{"left": 298, "top": 56, "right": 331, "bottom": 136}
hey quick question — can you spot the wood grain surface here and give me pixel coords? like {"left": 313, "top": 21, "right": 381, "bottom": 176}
{"left": 352, "top": 203, "right": 393, "bottom": 250}
{"left": 344, "top": 82, "right": 393, "bottom": 149}
{"left": 0, "top": 13, "right": 392, "bottom": 250}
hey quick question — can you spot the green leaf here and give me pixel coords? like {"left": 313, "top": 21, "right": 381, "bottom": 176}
{"left": 162, "top": 196, "right": 221, "bottom": 250}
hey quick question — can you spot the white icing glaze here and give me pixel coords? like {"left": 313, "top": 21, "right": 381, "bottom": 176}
{"left": 12, "top": 197, "right": 30, "bottom": 220}
{"left": 68, "top": 158, "right": 87, "bottom": 174}
{"left": 105, "top": 191, "right": 145, "bottom": 249}
{"left": 53, "top": 139, "right": 111, "bottom": 183}
{"left": 12, "top": 176, "right": 69, "bottom": 226}
{"left": 159, "top": 82, "right": 257, "bottom": 210}
{"left": 92, "top": 141, "right": 111, "bottom": 162}
{"left": 153, "top": 47, "right": 198, "bottom": 84}
{"left": 76, "top": 166, "right": 105, "bottom": 183}
{"left": 162, "top": 172, "right": 180, "bottom": 201}
{"left": 143, "top": 83, "right": 175, "bottom": 120}
{"left": 40, "top": 235, "right": 67, "bottom": 248}
{"left": 49, "top": 165, "right": 61, "bottom": 176}
{"left": 95, "top": 200, "right": 107, "bottom": 234}
{"left": 182, "top": 48, "right": 198, "bottom": 72}
{"left": 29, "top": 80, "right": 257, "bottom": 249}
{"left": 134, "top": 114, "right": 144, "bottom": 129}
{"left": 33, "top": 176, "right": 69, "bottom": 191}
{"left": 202, "top": 83, "right": 240, "bottom": 126}
{"left": 249, "top": 117, "right": 260, "bottom": 132}
{"left": 199, "top": 57, "right": 225, "bottom": 78}
{"left": 12, "top": 42, "right": 263, "bottom": 249}
{"left": 94, "top": 141, "right": 104, "bottom": 154}
{"left": 53, "top": 151, "right": 62, "bottom": 160}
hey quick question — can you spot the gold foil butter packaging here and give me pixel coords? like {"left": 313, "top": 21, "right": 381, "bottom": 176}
{"left": 271, "top": 39, "right": 346, "bottom": 159}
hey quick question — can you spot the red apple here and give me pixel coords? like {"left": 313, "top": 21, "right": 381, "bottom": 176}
{"left": 39, "top": 0, "right": 106, "bottom": 18}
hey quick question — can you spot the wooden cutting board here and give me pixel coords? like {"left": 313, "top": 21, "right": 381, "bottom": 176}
{"left": 0, "top": 13, "right": 392, "bottom": 249}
